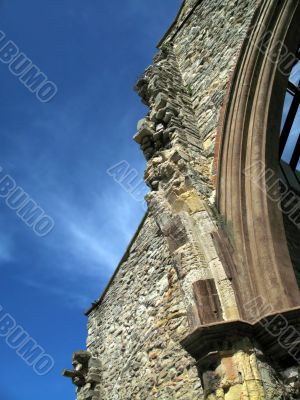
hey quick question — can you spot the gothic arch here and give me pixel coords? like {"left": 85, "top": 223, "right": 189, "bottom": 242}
{"left": 216, "top": 0, "right": 300, "bottom": 320}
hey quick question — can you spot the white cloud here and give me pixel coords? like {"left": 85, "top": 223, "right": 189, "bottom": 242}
{"left": 49, "top": 186, "right": 145, "bottom": 278}
{"left": 17, "top": 185, "right": 146, "bottom": 308}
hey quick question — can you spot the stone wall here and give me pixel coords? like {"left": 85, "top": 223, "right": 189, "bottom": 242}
{"left": 169, "top": 0, "right": 260, "bottom": 187}
{"left": 83, "top": 215, "right": 203, "bottom": 400}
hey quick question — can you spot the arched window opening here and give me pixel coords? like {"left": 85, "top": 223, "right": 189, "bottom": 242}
{"left": 280, "top": 46, "right": 300, "bottom": 191}
{"left": 280, "top": 45, "right": 300, "bottom": 287}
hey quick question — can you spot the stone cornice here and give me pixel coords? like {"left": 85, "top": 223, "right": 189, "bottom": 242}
{"left": 181, "top": 307, "right": 300, "bottom": 369}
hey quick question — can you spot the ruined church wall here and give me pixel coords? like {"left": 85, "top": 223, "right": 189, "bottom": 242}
{"left": 85, "top": 215, "right": 203, "bottom": 400}
{"left": 75, "top": 1, "right": 295, "bottom": 399}
{"left": 167, "top": 0, "right": 260, "bottom": 185}
{"left": 82, "top": 2, "right": 264, "bottom": 399}
{"left": 68, "top": 1, "right": 300, "bottom": 399}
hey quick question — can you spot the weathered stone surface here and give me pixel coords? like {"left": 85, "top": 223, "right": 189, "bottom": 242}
{"left": 84, "top": 216, "right": 202, "bottom": 399}
{"left": 66, "top": 1, "right": 300, "bottom": 399}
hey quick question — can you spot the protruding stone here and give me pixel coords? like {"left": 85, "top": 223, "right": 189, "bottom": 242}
{"left": 156, "top": 109, "right": 165, "bottom": 121}
{"left": 137, "top": 118, "right": 147, "bottom": 131}
{"left": 73, "top": 351, "right": 91, "bottom": 367}
{"left": 156, "top": 123, "right": 164, "bottom": 132}
{"left": 163, "top": 111, "right": 173, "bottom": 123}
{"left": 133, "top": 125, "right": 154, "bottom": 144}
{"left": 155, "top": 93, "right": 167, "bottom": 109}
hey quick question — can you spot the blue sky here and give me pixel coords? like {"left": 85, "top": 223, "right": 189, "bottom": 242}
{"left": 0, "top": 1, "right": 181, "bottom": 398}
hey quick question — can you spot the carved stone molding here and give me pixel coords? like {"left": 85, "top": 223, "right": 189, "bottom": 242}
{"left": 181, "top": 308, "right": 300, "bottom": 398}
{"left": 181, "top": 308, "right": 300, "bottom": 369}
{"left": 216, "top": 0, "right": 300, "bottom": 320}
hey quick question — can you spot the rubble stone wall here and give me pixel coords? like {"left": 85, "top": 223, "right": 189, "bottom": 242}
{"left": 169, "top": 0, "right": 260, "bottom": 186}
{"left": 84, "top": 215, "right": 203, "bottom": 400}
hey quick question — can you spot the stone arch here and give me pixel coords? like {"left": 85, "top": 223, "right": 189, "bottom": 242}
{"left": 216, "top": 0, "right": 300, "bottom": 320}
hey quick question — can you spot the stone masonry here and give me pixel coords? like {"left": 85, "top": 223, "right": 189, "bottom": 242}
{"left": 64, "top": 0, "right": 300, "bottom": 399}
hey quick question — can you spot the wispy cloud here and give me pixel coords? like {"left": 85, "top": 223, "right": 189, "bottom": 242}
{"left": 52, "top": 188, "right": 144, "bottom": 276}
{"left": 21, "top": 277, "right": 91, "bottom": 309}
{"left": 17, "top": 186, "right": 145, "bottom": 308}
{"left": 0, "top": 232, "right": 14, "bottom": 263}
{"left": 0, "top": 63, "right": 147, "bottom": 307}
